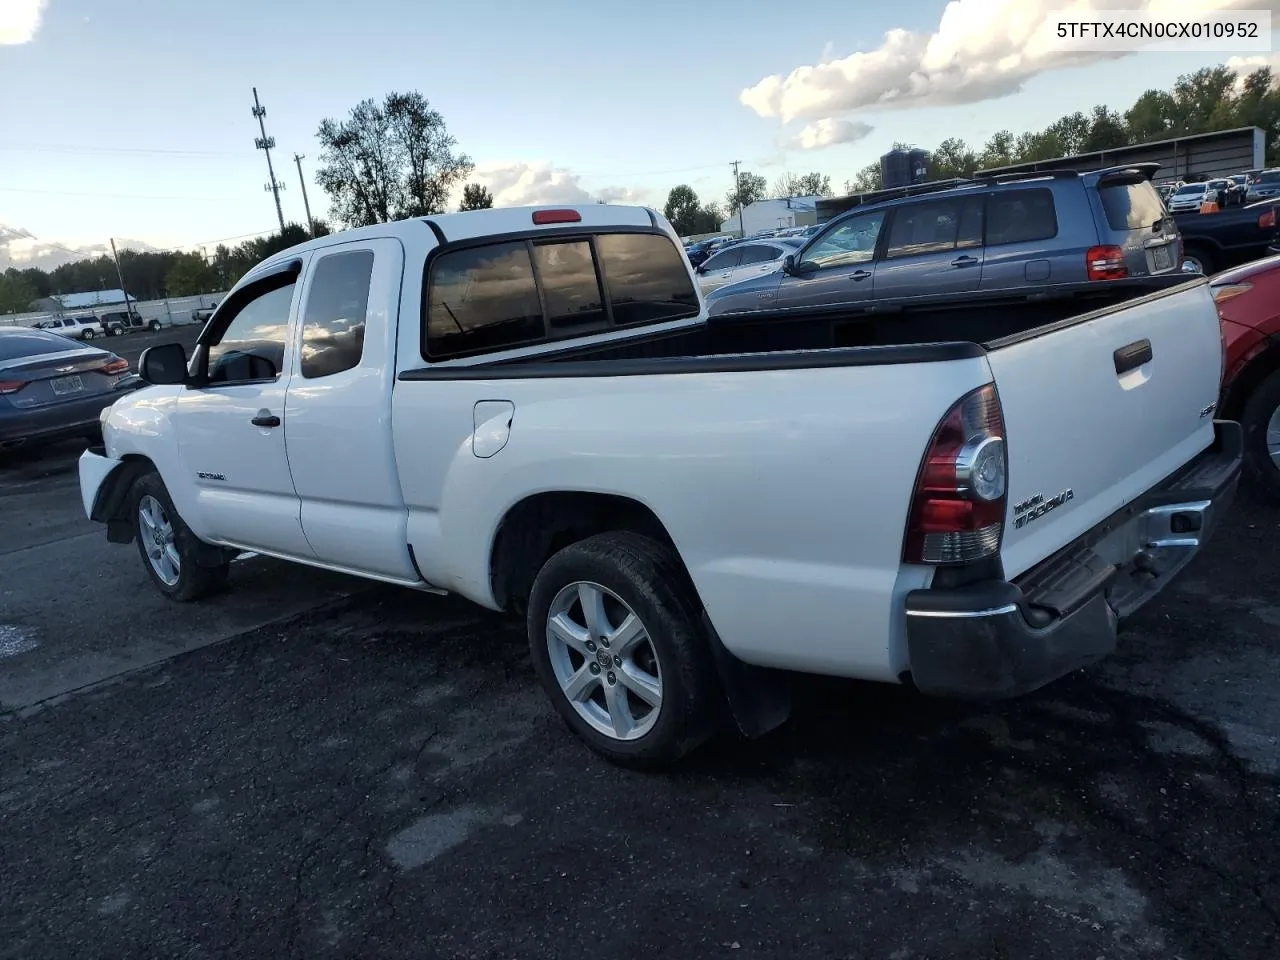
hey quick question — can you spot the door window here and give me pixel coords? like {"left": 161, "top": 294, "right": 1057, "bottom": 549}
{"left": 737, "top": 244, "right": 778, "bottom": 266}
{"left": 701, "top": 248, "right": 743, "bottom": 271}
{"left": 206, "top": 282, "right": 296, "bottom": 384}
{"left": 300, "top": 250, "right": 374, "bottom": 379}
{"left": 801, "top": 212, "right": 886, "bottom": 268}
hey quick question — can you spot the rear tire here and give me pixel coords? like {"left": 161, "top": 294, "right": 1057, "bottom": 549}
{"left": 527, "top": 531, "right": 720, "bottom": 769}
{"left": 1241, "top": 369, "right": 1280, "bottom": 501}
{"left": 149, "top": 320, "right": 162, "bottom": 331}
{"left": 130, "top": 471, "right": 230, "bottom": 601}
{"left": 82, "top": 329, "right": 96, "bottom": 340}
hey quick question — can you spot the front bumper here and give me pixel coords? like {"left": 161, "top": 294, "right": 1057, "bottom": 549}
{"left": 904, "top": 420, "right": 1242, "bottom": 699}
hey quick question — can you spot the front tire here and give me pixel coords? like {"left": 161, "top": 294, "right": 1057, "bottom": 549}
{"left": 82, "top": 329, "right": 96, "bottom": 340}
{"left": 131, "top": 471, "right": 230, "bottom": 601}
{"left": 149, "top": 320, "right": 162, "bottom": 331}
{"left": 527, "top": 531, "right": 720, "bottom": 769}
{"left": 1241, "top": 369, "right": 1280, "bottom": 501}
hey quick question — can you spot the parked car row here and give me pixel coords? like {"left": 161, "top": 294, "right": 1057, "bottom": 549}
{"left": 34, "top": 310, "right": 165, "bottom": 339}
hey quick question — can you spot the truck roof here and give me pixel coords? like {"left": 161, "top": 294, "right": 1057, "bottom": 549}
{"left": 254, "top": 204, "right": 664, "bottom": 274}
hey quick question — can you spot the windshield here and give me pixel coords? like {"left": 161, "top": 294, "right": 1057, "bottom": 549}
{"left": 1173, "top": 185, "right": 1205, "bottom": 196}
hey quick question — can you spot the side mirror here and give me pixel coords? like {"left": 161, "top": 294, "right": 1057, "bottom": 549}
{"left": 782, "top": 255, "right": 796, "bottom": 275}
{"left": 138, "top": 342, "right": 189, "bottom": 385}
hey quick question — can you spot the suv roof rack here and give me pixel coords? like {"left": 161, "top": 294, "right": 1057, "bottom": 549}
{"left": 972, "top": 168, "right": 1080, "bottom": 182}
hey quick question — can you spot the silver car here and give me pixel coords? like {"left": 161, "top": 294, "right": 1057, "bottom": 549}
{"left": 0, "top": 327, "right": 140, "bottom": 451}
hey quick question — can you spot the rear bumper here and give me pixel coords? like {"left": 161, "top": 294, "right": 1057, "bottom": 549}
{"left": 0, "top": 393, "right": 115, "bottom": 448}
{"left": 904, "top": 420, "right": 1242, "bottom": 699}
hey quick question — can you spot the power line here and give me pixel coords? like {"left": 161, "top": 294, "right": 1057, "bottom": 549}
{"left": 0, "top": 186, "right": 242, "bottom": 201}
{"left": 0, "top": 143, "right": 242, "bottom": 158}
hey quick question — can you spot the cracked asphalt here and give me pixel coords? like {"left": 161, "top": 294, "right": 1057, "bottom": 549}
{"left": 1, "top": 439, "right": 1278, "bottom": 960}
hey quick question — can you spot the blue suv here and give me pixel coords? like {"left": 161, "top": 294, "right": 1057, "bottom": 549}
{"left": 705, "top": 163, "right": 1183, "bottom": 316}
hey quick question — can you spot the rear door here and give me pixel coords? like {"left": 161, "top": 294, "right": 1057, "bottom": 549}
{"left": 697, "top": 246, "right": 744, "bottom": 292}
{"left": 872, "top": 196, "right": 984, "bottom": 300}
{"left": 987, "top": 281, "right": 1223, "bottom": 579}
{"left": 1090, "top": 171, "right": 1181, "bottom": 278}
{"left": 774, "top": 208, "right": 887, "bottom": 310}
{"left": 978, "top": 188, "right": 1068, "bottom": 292}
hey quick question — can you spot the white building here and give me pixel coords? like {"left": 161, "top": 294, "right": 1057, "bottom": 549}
{"left": 721, "top": 196, "right": 823, "bottom": 236}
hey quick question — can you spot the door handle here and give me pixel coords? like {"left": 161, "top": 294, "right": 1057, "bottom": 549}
{"left": 1114, "top": 339, "right": 1152, "bottom": 375}
{"left": 951, "top": 255, "right": 979, "bottom": 266}
{"left": 251, "top": 414, "right": 281, "bottom": 428}
{"left": 849, "top": 270, "right": 872, "bottom": 280}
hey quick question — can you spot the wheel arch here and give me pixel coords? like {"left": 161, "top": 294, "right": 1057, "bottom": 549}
{"left": 92, "top": 453, "right": 159, "bottom": 543}
{"left": 1221, "top": 338, "right": 1280, "bottom": 422}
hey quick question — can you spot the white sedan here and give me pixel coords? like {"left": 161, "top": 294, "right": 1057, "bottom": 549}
{"left": 694, "top": 238, "right": 803, "bottom": 295}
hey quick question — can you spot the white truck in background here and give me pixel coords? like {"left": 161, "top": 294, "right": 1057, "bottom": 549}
{"left": 78, "top": 204, "right": 1240, "bottom": 768}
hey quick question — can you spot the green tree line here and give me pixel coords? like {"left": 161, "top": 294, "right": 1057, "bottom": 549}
{"left": 0, "top": 220, "right": 331, "bottom": 315}
{"left": 848, "top": 64, "right": 1280, "bottom": 193}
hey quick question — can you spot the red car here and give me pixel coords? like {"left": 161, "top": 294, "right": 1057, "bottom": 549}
{"left": 1215, "top": 251, "right": 1280, "bottom": 498}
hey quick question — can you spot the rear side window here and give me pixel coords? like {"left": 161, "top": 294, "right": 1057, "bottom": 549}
{"left": 737, "top": 245, "right": 778, "bottom": 265}
{"left": 701, "top": 248, "right": 743, "bottom": 271}
{"left": 425, "top": 242, "right": 544, "bottom": 359}
{"left": 595, "top": 233, "right": 699, "bottom": 327}
{"left": 885, "top": 197, "right": 983, "bottom": 259}
{"left": 300, "top": 250, "right": 374, "bottom": 378}
{"left": 424, "top": 231, "right": 698, "bottom": 359}
{"left": 985, "top": 189, "right": 1058, "bottom": 246}
{"left": 1099, "top": 181, "right": 1169, "bottom": 232}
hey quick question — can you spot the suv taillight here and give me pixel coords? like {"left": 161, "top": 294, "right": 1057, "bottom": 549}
{"left": 903, "top": 384, "right": 1008, "bottom": 565}
{"left": 1086, "top": 245, "right": 1128, "bottom": 281}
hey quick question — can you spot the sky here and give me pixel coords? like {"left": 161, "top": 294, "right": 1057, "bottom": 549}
{"left": 2, "top": 0, "right": 1279, "bottom": 265}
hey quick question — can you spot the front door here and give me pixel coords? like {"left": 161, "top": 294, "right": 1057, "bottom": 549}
{"left": 171, "top": 266, "right": 314, "bottom": 558}
{"left": 773, "top": 209, "right": 886, "bottom": 311}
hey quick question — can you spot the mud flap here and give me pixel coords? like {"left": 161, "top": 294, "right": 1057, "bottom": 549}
{"left": 701, "top": 611, "right": 792, "bottom": 739}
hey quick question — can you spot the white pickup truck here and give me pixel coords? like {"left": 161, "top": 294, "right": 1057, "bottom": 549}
{"left": 79, "top": 203, "right": 1241, "bottom": 768}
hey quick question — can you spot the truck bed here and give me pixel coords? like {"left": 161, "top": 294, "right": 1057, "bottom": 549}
{"left": 427, "top": 275, "right": 1201, "bottom": 374}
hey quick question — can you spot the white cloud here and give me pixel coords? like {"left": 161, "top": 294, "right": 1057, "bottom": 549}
{"left": 464, "top": 161, "right": 649, "bottom": 208}
{"left": 789, "top": 118, "right": 874, "bottom": 150}
{"left": 0, "top": 224, "right": 157, "bottom": 272}
{"left": 1226, "top": 52, "right": 1280, "bottom": 92}
{"left": 0, "top": 0, "right": 47, "bottom": 45}
{"left": 741, "top": 0, "right": 1277, "bottom": 123}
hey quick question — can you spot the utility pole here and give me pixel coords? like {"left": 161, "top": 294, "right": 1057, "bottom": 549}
{"left": 294, "top": 153, "right": 315, "bottom": 236}
{"left": 844, "top": 180, "right": 853, "bottom": 196}
{"left": 251, "top": 87, "right": 287, "bottom": 234}
{"left": 731, "top": 160, "right": 745, "bottom": 238}
{"left": 109, "top": 238, "right": 134, "bottom": 318}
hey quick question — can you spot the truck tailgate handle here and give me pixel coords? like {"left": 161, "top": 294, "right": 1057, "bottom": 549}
{"left": 1114, "top": 338, "right": 1152, "bottom": 375}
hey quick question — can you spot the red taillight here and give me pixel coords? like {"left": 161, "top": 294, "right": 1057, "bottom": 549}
{"left": 1086, "top": 245, "right": 1128, "bottom": 281}
{"left": 903, "top": 384, "right": 1008, "bottom": 565}
{"left": 1259, "top": 208, "right": 1276, "bottom": 229}
{"left": 101, "top": 357, "right": 129, "bottom": 375}
{"left": 532, "top": 208, "right": 581, "bottom": 225}
{"left": 0, "top": 380, "right": 28, "bottom": 395}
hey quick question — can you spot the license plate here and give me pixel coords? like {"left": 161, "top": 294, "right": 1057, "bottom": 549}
{"left": 50, "top": 375, "right": 84, "bottom": 396}
{"left": 1152, "top": 245, "right": 1172, "bottom": 271}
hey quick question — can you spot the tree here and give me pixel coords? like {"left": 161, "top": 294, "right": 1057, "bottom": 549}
{"left": 1125, "top": 89, "right": 1179, "bottom": 142}
{"left": 772, "top": 171, "right": 833, "bottom": 198}
{"left": 0, "top": 269, "right": 39, "bottom": 314}
{"left": 164, "top": 253, "right": 217, "bottom": 297}
{"left": 724, "top": 170, "right": 768, "bottom": 214}
{"left": 316, "top": 91, "right": 473, "bottom": 228}
{"left": 928, "top": 138, "right": 977, "bottom": 180}
{"left": 459, "top": 183, "right": 494, "bottom": 211}
{"left": 980, "top": 131, "right": 1016, "bottom": 169}
{"left": 850, "top": 162, "right": 882, "bottom": 193}
{"left": 1047, "top": 111, "right": 1091, "bottom": 156}
{"left": 663, "top": 185, "right": 702, "bottom": 235}
{"left": 1083, "top": 105, "right": 1128, "bottom": 152}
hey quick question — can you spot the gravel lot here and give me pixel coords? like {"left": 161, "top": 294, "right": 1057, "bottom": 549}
{"left": 1, "top": 429, "right": 1277, "bottom": 959}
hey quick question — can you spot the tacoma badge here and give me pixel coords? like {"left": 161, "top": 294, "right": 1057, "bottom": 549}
{"left": 1013, "top": 489, "right": 1074, "bottom": 530}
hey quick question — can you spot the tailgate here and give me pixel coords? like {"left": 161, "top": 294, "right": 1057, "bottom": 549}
{"left": 988, "top": 281, "right": 1223, "bottom": 579}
